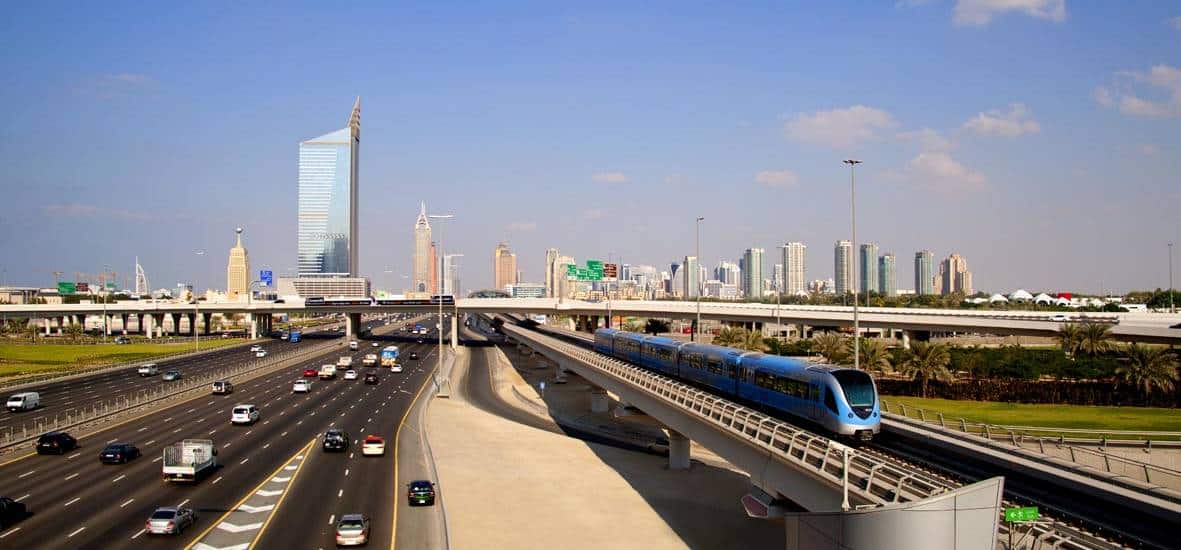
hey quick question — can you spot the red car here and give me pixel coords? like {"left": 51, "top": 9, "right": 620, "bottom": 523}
{"left": 303, "top": 367, "right": 318, "bottom": 377}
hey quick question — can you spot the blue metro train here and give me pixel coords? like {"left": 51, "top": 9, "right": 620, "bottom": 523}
{"left": 593, "top": 328, "right": 880, "bottom": 440}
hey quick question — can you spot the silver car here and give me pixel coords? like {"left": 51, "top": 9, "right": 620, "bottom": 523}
{"left": 145, "top": 506, "right": 196, "bottom": 535}
{"left": 162, "top": 371, "right": 182, "bottom": 381}
{"left": 335, "top": 513, "right": 370, "bottom": 546}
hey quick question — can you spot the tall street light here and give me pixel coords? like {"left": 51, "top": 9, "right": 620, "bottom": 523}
{"left": 843, "top": 159, "right": 862, "bottom": 371}
{"left": 1170, "top": 242, "right": 1175, "bottom": 314}
{"left": 428, "top": 213, "right": 454, "bottom": 388}
{"left": 102, "top": 263, "right": 111, "bottom": 343}
{"left": 695, "top": 216, "right": 704, "bottom": 342}
{"left": 194, "top": 250, "right": 205, "bottom": 350}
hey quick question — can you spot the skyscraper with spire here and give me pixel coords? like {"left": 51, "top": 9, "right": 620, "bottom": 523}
{"left": 226, "top": 227, "right": 250, "bottom": 300}
{"left": 413, "top": 202, "right": 432, "bottom": 294}
{"left": 297, "top": 97, "right": 360, "bottom": 277}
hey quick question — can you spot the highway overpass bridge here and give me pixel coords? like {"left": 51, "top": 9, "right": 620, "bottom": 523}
{"left": 2, "top": 298, "right": 1179, "bottom": 344}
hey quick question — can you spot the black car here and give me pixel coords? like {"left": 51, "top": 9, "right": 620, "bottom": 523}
{"left": 408, "top": 352, "right": 419, "bottom": 360}
{"left": 114, "top": 336, "right": 131, "bottom": 344}
{"left": 323, "top": 429, "right": 349, "bottom": 452}
{"left": 36, "top": 431, "right": 78, "bottom": 455}
{"left": 0, "top": 496, "right": 27, "bottom": 529}
{"left": 100, "top": 443, "right": 141, "bottom": 464}
{"left": 363, "top": 373, "right": 379, "bottom": 385}
{"left": 407, "top": 480, "right": 436, "bottom": 506}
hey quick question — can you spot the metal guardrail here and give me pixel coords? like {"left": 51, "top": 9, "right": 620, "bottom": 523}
{"left": 0, "top": 339, "right": 339, "bottom": 453}
{"left": 506, "top": 323, "right": 1124, "bottom": 550}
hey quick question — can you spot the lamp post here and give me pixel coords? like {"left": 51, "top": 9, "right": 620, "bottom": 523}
{"left": 695, "top": 217, "right": 704, "bottom": 341}
{"left": 428, "top": 213, "right": 454, "bottom": 388}
{"left": 1170, "top": 243, "right": 1175, "bottom": 314}
{"left": 101, "top": 263, "right": 111, "bottom": 343}
{"left": 194, "top": 250, "right": 205, "bottom": 350}
{"left": 843, "top": 159, "right": 862, "bottom": 371}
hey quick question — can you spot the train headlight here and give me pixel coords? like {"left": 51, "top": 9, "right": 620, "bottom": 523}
{"left": 847, "top": 413, "right": 854, "bottom": 418}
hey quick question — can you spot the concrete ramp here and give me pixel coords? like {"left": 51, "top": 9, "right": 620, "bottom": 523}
{"left": 784, "top": 477, "right": 1004, "bottom": 550}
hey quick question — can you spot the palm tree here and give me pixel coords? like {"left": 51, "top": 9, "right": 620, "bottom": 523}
{"left": 64, "top": 323, "right": 84, "bottom": 343}
{"left": 900, "top": 342, "right": 954, "bottom": 397}
{"left": 811, "top": 333, "right": 848, "bottom": 364}
{"left": 1078, "top": 322, "right": 1114, "bottom": 356}
{"left": 644, "top": 318, "right": 670, "bottom": 335}
{"left": 1117, "top": 344, "right": 1180, "bottom": 396}
{"left": 711, "top": 326, "right": 746, "bottom": 347}
{"left": 1056, "top": 323, "right": 1083, "bottom": 357}
{"left": 736, "top": 329, "right": 769, "bottom": 352}
{"left": 850, "top": 338, "right": 894, "bottom": 374}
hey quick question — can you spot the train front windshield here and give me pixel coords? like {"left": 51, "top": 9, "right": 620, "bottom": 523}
{"left": 832, "top": 370, "right": 876, "bottom": 409}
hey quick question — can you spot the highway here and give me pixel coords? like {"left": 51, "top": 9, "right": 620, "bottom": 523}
{"left": 0, "top": 316, "right": 440, "bottom": 549}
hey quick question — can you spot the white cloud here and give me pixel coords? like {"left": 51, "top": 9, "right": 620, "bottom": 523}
{"left": 962, "top": 103, "right": 1041, "bottom": 137}
{"left": 506, "top": 221, "right": 537, "bottom": 232}
{"left": 1095, "top": 64, "right": 1181, "bottom": 118}
{"left": 899, "top": 152, "right": 987, "bottom": 194}
{"left": 1169, "top": 16, "right": 1181, "bottom": 31}
{"left": 953, "top": 0, "right": 1066, "bottom": 26}
{"left": 785, "top": 105, "right": 895, "bottom": 149}
{"left": 896, "top": 128, "right": 953, "bottom": 152}
{"left": 592, "top": 171, "right": 630, "bottom": 184}
{"left": 755, "top": 170, "right": 799, "bottom": 189}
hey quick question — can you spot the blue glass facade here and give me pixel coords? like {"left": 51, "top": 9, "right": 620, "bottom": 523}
{"left": 298, "top": 100, "right": 359, "bottom": 277}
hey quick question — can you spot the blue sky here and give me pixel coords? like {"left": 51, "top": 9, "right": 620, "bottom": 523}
{"left": 0, "top": 1, "right": 1178, "bottom": 294}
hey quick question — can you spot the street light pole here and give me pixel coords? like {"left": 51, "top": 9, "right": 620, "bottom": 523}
{"left": 194, "top": 250, "right": 205, "bottom": 350}
{"left": 843, "top": 159, "right": 862, "bottom": 371}
{"left": 102, "top": 263, "right": 110, "bottom": 343}
{"left": 428, "top": 213, "right": 454, "bottom": 388}
{"left": 695, "top": 216, "right": 704, "bottom": 342}
{"left": 1170, "top": 243, "right": 1175, "bottom": 314}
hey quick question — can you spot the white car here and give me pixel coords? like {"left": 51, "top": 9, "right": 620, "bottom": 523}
{"left": 344, "top": 370, "right": 358, "bottom": 380}
{"left": 1050, "top": 314, "right": 1070, "bottom": 322}
{"left": 361, "top": 435, "right": 386, "bottom": 456}
{"left": 250, "top": 344, "right": 262, "bottom": 352}
{"left": 293, "top": 380, "right": 311, "bottom": 393}
{"left": 371, "top": 342, "right": 379, "bottom": 348}
{"left": 337, "top": 356, "right": 353, "bottom": 368}
{"left": 255, "top": 350, "right": 267, "bottom": 358}
{"left": 362, "top": 354, "right": 378, "bottom": 367}
{"left": 391, "top": 364, "right": 403, "bottom": 373}
{"left": 231, "top": 404, "right": 260, "bottom": 425}
{"left": 137, "top": 364, "right": 159, "bottom": 376}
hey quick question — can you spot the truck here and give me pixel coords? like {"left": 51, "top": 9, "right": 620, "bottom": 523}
{"left": 362, "top": 353, "right": 378, "bottom": 367}
{"left": 380, "top": 346, "right": 399, "bottom": 367}
{"left": 336, "top": 355, "right": 353, "bottom": 369}
{"left": 162, "top": 439, "right": 218, "bottom": 482}
{"left": 319, "top": 365, "right": 337, "bottom": 379}
{"left": 289, "top": 330, "right": 302, "bottom": 343}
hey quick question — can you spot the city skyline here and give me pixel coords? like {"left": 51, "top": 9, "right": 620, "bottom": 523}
{"left": 1, "top": 4, "right": 1178, "bottom": 294}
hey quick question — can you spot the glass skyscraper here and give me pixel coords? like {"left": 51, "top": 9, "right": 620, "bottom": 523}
{"left": 879, "top": 253, "right": 896, "bottom": 296}
{"left": 298, "top": 98, "right": 360, "bottom": 277}
{"left": 860, "top": 243, "right": 879, "bottom": 294}
{"left": 914, "top": 250, "right": 935, "bottom": 295}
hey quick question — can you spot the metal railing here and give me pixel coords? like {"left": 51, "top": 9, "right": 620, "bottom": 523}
{"left": 504, "top": 323, "right": 1125, "bottom": 550}
{"left": 0, "top": 339, "right": 339, "bottom": 453}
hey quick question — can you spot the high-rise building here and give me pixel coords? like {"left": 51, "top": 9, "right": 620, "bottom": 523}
{"left": 442, "top": 253, "right": 461, "bottom": 296}
{"left": 298, "top": 98, "right": 360, "bottom": 277}
{"left": 938, "top": 253, "right": 973, "bottom": 295}
{"left": 683, "top": 256, "right": 700, "bottom": 298}
{"left": 544, "top": 248, "right": 560, "bottom": 298}
{"left": 494, "top": 242, "right": 517, "bottom": 290}
{"left": 914, "top": 250, "right": 935, "bottom": 295}
{"left": 742, "top": 248, "right": 764, "bottom": 299}
{"left": 715, "top": 261, "right": 741, "bottom": 286}
{"left": 772, "top": 264, "right": 784, "bottom": 292}
{"left": 834, "top": 240, "right": 853, "bottom": 294}
{"left": 879, "top": 253, "right": 896, "bottom": 297}
{"left": 226, "top": 227, "right": 250, "bottom": 300}
{"left": 412, "top": 203, "right": 432, "bottom": 294}
{"left": 860, "top": 243, "right": 879, "bottom": 294}
{"left": 428, "top": 242, "right": 438, "bottom": 294}
{"left": 783, "top": 242, "right": 807, "bottom": 295}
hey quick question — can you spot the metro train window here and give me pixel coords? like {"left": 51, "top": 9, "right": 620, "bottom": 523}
{"left": 824, "top": 387, "right": 838, "bottom": 414}
{"left": 706, "top": 358, "right": 724, "bottom": 375}
{"left": 832, "top": 370, "right": 876, "bottom": 408}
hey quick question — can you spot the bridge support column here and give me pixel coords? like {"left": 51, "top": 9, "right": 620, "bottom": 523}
{"left": 346, "top": 312, "right": 361, "bottom": 341}
{"left": 450, "top": 314, "right": 458, "bottom": 349}
{"left": 186, "top": 313, "right": 197, "bottom": 336}
{"left": 44, "top": 317, "right": 52, "bottom": 336}
{"left": 169, "top": 313, "right": 181, "bottom": 336}
{"left": 247, "top": 313, "right": 257, "bottom": 340}
{"left": 668, "top": 429, "right": 690, "bottom": 470}
{"left": 589, "top": 316, "right": 600, "bottom": 332}
{"left": 155, "top": 314, "right": 166, "bottom": 338}
{"left": 901, "top": 330, "right": 911, "bottom": 350}
{"left": 120, "top": 314, "right": 129, "bottom": 334}
{"left": 590, "top": 388, "right": 609, "bottom": 414}
{"left": 56, "top": 316, "right": 63, "bottom": 335}
{"left": 203, "top": 313, "right": 213, "bottom": 335}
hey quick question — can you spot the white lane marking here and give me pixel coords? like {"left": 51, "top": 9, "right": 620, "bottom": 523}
{"left": 164, "top": 417, "right": 173, "bottom": 422}
{"left": 328, "top": 514, "right": 335, "bottom": 525}
{"left": 245, "top": 430, "right": 252, "bottom": 436}
{"left": 237, "top": 504, "right": 274, "bottom": 513}
{"left": 224, "top": 442, "right": 232, "bottom": 448}
{"left": 138, "top": 427, "right": 148, "bottom": 432}
{"left": 348, "top": 452, "right": 354, "bottom": 459}
{"left": 216, "top": 521, "right": 264, "bottom": 533}
{"left": 284, "top": 465, "right": 297, "bottom": 471}
{"left": 15, "top": 494, "right": 30, "bottom": 502}
{"left": 187, "top": 408, "right": 196, "bottom": 413}
{"left": 256, "top": 489, "right": 282, "bottom": 497}
{"left": 18, "top": 470, "right": 35, "bottom": 479}
{"left": 152, "top": 457, "right": 162, "bottom": 463}
{"left": 68, "top": 526, "right": 86, "bottom": 538}
{"left": 130, "top": 529, "right": 144, "bottom": 540}
{"left": 173, "top": 428, "right": 181, "bottom": 433}
{"left": 281, "top": 431, "right": 288, "bottom": 437}
{"left": 240, "top": 458, "right": 249, "bottom": 465}
{"left": 213, "top": 476, "right": 223, "bottom": 485}
{"left": 0, "top": 527, "right": 21, "bottom": 539}
{"left": 107, "top": 438, "right": 118, "bottom": 444}
{"left": 120, "top": 498, "right": 135, "bottom": 508}
{"left": 196, "top": 417, "right": 205, "bottom": 423}
{"left": 271, "top": 476, "right": 291, "bottom": 482}
{"left": 344, "top": 469, "right": 349, "bottom": 477}
{"left": 179, "top": 498, "right": 190, "bottom": 507}
{"left": 65, "top": 472, "right": 80, "bottom": 480}
{"left": 64, "top": 497, "right": 81, "bottom": 507}
{"left": 209, "top": 430, "right": 217, "bottom": 435}
{"left": 144, "top": 440, "right": 156, "bottom": 446}
{"left": 67, "top": 453, "right": 80, "bottom": 460}
{"left": 112, "top": 474, "right": 126, "bottom": 483}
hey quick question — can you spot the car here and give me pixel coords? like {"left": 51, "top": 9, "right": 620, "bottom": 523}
{"left": 162, "top": 371, "right": 183, "bottom": 381}
{"left": 211, "top": 380, "right": 234, "bottom": 395}
{"left": 114, "top": 336, "right": 131, "bottom": 344}
{"left": 231, "top": 404, "right": 260, "bottom": 425}
{"left": 408, "top": 352, "right": 419, "bottom": 360}
{"left": 255, "top": 350, "right": 268, "bottom": 358}
{"left": 364, "top": 372, "right": 379, "bottom": 384}
{"left": 337, "top": 356, "right": 354, "bottom": 369}
{"left": 391, "top": 363, "right": 403, "bottom": 373}
{"left": 0, "top": 496, "right": 28, "bottom": 529}
{"left": 371, "top": 342, "right": 379, "bottom": 348}
{"left": 100, "top": 442, "right": 140, "bottom": 464}
{"left": 349, "top": 340, "right": 359, "bottom": 350}
{"left": 6, "top": 392, "right": 39, "bottom": 412}
{"left": 362, "top": 353, "right": 378, "bottom": 367}
{"left": 334, "top": 514, "right": 370, "bottom": 547}
{"left": 36, "top": 431, "right": 78, "bottom": 455}
{"left": 1050, "top": 314, "right": 1070, "bottom": 322}
{"left": 344, "top": 370, "right": 358, "bottom": 380}
{"left": 137, "top": 364, "right": 159, "bottom": 376}
{"left": 303, "top": 367, "right": 318, "bottom": 377}
{"left": 250, "top": 344, "right": 262, "bottom": 352}
{"left": 293, "top": 380, "right": 311, "bottom": 393}
{"left": 416, "top": 338, "right": 425, "bottom": 344}
{"left": 323, "top": 429, "right": 349, "bottom": 452}
{"left": 320, "top": 365, "right": 337, "bottom": 379}
{"left": 281, "top": 332, "right": 289, "bottom": 340}
{"left": 407, "top": 480, "right": 436, "bottom": 506}
{"left": 361, "top": 435, "right": 385, "bottom": 456}
{"left": 145, "top": 506, "right": 197, "bottom": 535}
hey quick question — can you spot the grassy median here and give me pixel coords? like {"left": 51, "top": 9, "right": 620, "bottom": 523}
{"left": 0, "top": 338, "right": 245, "bottom": 379}
{"left": 882, "top": 395, "right": 1181, "bottom": 435}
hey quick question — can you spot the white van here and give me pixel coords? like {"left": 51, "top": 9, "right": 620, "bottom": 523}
{"left": 349, "top": 340, "right": 359, "bottom": 351}
{"left": 6, "top": 392, "right": 40, "bottom": 412}
{"left": 231, "top": 404, "right": 260, "bottom": 425}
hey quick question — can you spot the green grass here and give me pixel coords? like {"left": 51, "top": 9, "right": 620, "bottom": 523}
{"left": 0, "top": 338, "right": 244, "bottom": 378}
{"left": 882, "top": 395, "right": 1181, "bottom": 435}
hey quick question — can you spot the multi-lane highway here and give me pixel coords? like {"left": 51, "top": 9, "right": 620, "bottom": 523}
{"left": 0, "top": 315, "right": 442, "bottom": 549}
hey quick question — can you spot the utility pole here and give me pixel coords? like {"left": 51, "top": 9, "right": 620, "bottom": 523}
{"left": 695, "top": 217, "right": 704, "bottom": 342}
{"left": 844, "top": 159, "right": 862, "bottom": 371}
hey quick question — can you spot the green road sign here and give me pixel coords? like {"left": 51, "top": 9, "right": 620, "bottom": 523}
{"left": 1004, "top": 506, "right": 1039, "bottom": 522}
{"left": 566, "top": 265, "right": 578, "bottom": 277}
{"left": 57, "top": 282, "right": 76, "bottom": 295}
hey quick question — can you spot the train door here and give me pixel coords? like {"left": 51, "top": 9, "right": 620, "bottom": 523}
{"left": 807, "top": 382, "right": 823, "bottom": 421}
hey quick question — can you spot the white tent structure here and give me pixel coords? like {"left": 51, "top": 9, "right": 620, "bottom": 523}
{"left": 1034, "top": 293, "right": 1054, "bottom": 305}
{"left": 989, "top": 293, "right": 1009, "bottom": 303}
{"left": 1008, "top": 289, "right": 1034, "bottom": 302}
